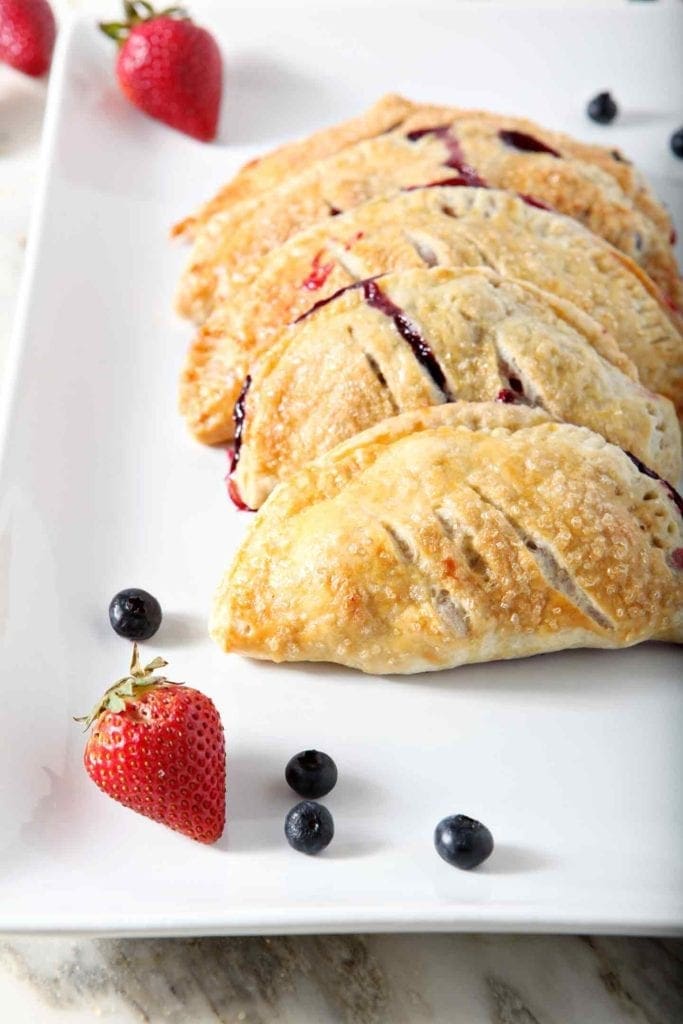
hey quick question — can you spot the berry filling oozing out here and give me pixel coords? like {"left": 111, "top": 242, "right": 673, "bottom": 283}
{"left": 498, "top": 129, "right": 560, "bottom": 157}
{"left": 625, "top": 451, "right": 683, "bottom": 517}
{"left": 226, "top": 375, "right": 254, "bottom": 510}
{"left": 405, "top": 125, "right": 487, "bottom": 187}
{"left": 362, "top": 279, "right": 454, "bottom": 400}
{"left": 301, "top": 251, "right": 335, "bottom": 291}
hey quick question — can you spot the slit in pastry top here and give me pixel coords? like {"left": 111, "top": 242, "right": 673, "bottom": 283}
{"left": 230, "top": 267, "right": 681, "bottom": 510}
{"left": 211, "top": 403, "right": 683, "bottom": 674}
{"left": 178, "top": 184, "right": 683, "bottom": 449}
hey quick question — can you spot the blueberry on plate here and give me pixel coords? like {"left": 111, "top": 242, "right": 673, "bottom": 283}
{"left": 587, "top": 91, "right": 618, "bottom": 125}
{"left": 285, "top": 801, "right": 334, "bottom": 855}
{"left": 671, "top": 128, "right": 683, "bottom": 159}
{"left": 434, "top": 814, "right": 494, "bottom": 870}
{"left": 285, "top": 749, "right": 338, "bottom": 798}
{"left": 109, "top": 588, "right": 162, "bottom": 641}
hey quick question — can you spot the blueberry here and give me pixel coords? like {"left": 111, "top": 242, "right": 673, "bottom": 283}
{"left": 109, "top": 588, "right": 162, "bottom": 641}
{"left": 587, "top": 91, "right": 618, "bottom": 125}
{"left": 284, "top": 801, "right": 334, "bottom": 855}
{"left": 434, "top": 814, "right": 494, "bottom": 870}
{"left": 670, "top": 128, "right": 683, "bottom": 159}
{"left": 285, "top": 749, "right": 338, "bottom": 798}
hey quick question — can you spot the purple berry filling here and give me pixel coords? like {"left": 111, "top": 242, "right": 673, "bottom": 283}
{"left": 405, "top": 125, "right": 487, "bottom": 187}
{"left": 498, "top": 129, "right": 560, "bottom": 157}
{"left": 625, "top": 451, "right": 683, "bottom": 516}
{"left": 401, "top": 178, "right": 553, "bottom": 214}
{"left": 226, "top": 375, "right": 255, "bottom": 511}
{"left": 293, "top": 278, "right": 376, "bottom": 324}
{"left": 362, "top": 279, "right": 453, "bottom": 400}
{"left": 402, "top": 175, "right": 473, "bottom": 192}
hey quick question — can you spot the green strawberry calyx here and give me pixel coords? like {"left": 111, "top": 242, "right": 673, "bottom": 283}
{"left": 99, "top": 2, "right": 190, "bottom": 46}
{"left": 75, "top": 643, "right": 182, "bottom": 729}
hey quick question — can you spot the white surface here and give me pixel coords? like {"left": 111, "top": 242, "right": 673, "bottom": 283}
{"left": 0, "top": 3, "right": 682, "bottom": 938}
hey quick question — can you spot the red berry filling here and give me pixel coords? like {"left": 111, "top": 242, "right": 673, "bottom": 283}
{"left": 344, "top": 231, "right": 365, "bottom": 250}
{"left": 496, "top": 388, "right": 518, "bottom": 404}
{"left": 517, "top": 193, "right": 554, "bottom": 212}
{"left": 402, "top": 175, "right": 474, "bottom": 192}
{"left": 301, "top": 251, "right": 335, "bottom": 291}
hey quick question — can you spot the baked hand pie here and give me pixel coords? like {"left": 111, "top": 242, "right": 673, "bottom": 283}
{"left": 229, "top": 267, "right": 680, "bottom": 509}
{"left": 172, "top": 94, "right": 418, "bottom": 239}
{"left": 175, "top": 94, "right": 672, "bottom": 250}
{"left": 175, "top": 100, "right": 679, "bottom": 321}
{"left": 180, "top": 185, "right": 683, "bottom": 444}
{"left": 211, "top": 403, "right": 683, "bottom": 675}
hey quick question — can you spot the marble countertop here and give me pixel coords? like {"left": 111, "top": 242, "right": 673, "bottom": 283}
{"left": 1, "top": 2, "right": 681, "bottom": 1021}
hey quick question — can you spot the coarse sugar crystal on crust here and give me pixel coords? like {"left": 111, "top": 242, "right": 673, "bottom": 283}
{"left": 174, "top": 97, "right": 679, "bottom": 317}
{"left": 211, "top": 402, "right": 683, "bottom": 675}
{"left": 230, "top": 267, "right": 680, "bottom": 509}
{"left": 175, "top": 94, "right": 673, "bottom": 247}
{"left": 179, "top": 186, "right": 683, "bottom": 445}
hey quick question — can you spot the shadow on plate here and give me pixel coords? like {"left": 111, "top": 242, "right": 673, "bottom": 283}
{"left": 269, "top": 644, "right": 675, "bottom": 700}
{"left": 0, "top": 77, "right": 46, "bottom": 155}
{"left": 617, "top": 109, "right": 673, "bottom": 129}
{"left": 216, "top": 52, "right": 341, "bottom": 147}
{"left": 322, "top": 839, "right": 385, "bottom": 860}
{"left": 480, "top": 842, "right": 554, "bottom": 876}
{"left": 157, "top": 611, "right": 208, "bottom": 648}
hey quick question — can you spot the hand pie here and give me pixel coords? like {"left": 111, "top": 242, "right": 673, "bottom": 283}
{"left": 175, "top": 94, "right": 672, "bottom": 250}
{"left": 175, "top": 102, "right": 678, "bottom": 322}
{"left": 229, "top": 267, "right": 680, "bottom": 509}
{"left": 211, "top": 403, "right": 683, "bottom": 675}
{"left": 172, "top": 94, "right": 419, "bottom": 239}
{"left": 180, "top": 186, "right": 683, "bottom": 444}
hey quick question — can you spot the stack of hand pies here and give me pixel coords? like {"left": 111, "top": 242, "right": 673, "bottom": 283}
{"left": 174, "top": 95, "right": 683, "bottom": 675}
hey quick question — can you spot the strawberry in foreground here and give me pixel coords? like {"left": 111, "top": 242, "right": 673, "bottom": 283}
{"left": 78, "top": 645, "right": 226, "bottom": 843}
{"left": 100, "top": 2, "right": 222, "bottom": 142}
{"left": 0, "top": 0, "right": 56, "bottom": 77}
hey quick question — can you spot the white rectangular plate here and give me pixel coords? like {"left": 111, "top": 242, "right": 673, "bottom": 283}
{"left": 1, "top": 3, "right": 682, "bottom": 936}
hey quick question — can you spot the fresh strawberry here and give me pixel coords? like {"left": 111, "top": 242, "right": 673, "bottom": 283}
{"left": 100, "top": 2, "right": 222, "bottom": 142}
{"left": 0, "top": 0, "right": 56, "bottom": 77}
{"left": 78, "top": 645, "right": 226, "bottom": 843}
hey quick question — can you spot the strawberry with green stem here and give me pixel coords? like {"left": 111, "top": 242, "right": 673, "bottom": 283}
{"left": 78, "top": 644, "right": 226, "bottom": 843}
{"left": 100, "top": 2, "right": 222, "bottom": 142}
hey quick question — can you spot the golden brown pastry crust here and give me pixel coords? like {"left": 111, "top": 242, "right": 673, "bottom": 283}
{"left": 176, "top": 95, "right": 672, "bottom": 247}
{"left": 230, "top": 267, "right": 680, "bottom": 508}
{"left": 172, "top": 94, "right": 419, "bottom": 238}
{"left": 180, "top": 186, "right": 683, "bottom": 444}
{"left": 176, "top": 122, "right": 679, "bottom": 323}
{"left": 211, "top": 403, "right": 683, "bottom": 674}
{"left": 175, "top": 132, "right": 455, "bottom": 323}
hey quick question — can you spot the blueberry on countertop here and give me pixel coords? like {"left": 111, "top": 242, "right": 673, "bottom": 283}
{"left": 434, "top": 814, "right": 494, "bottom": 870}
{"left": 285, "top": 801, "right": 334, "bottom": 855}
{"left": 587, "top": 91, "right": 618, "bottom": 125}
{"left": 285, "top": 749, "right": 338, "bottom": 798}
{"left": 109, "top": 588, "right": 162, "bottom": 641}
{"left": 671, "top": 128, "right": 683, "bottom": 159}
